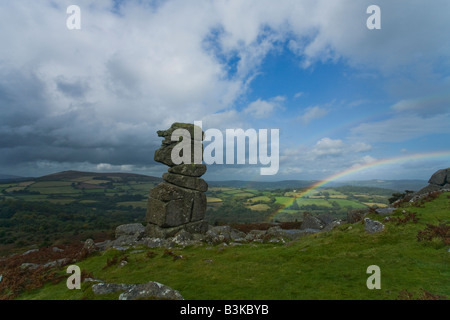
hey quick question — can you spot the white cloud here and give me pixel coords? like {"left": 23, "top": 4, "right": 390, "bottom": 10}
{"left": 294, "top": 92, "right": 304, "bottom": 99}
{"left": 244, "top": 96, "right": 285, "bottom": 119}
{"left": 298, "top": 106, "right": 329, "bottom": 124}
{"left": 309, "top": 138, "right": 372, "bottom": 158}
{"left": 351, "top": 113, "right": 450, "bottom": 143}
{"left": 311, "top": 138, "right": 346, "bottom": 157}
{"left": 1, "top": 0, "right": 450, "bottom": 179}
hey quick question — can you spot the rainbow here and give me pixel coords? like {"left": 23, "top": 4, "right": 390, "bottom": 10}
{"left": 266, "top": 150, "right": 450, "bottom": 222}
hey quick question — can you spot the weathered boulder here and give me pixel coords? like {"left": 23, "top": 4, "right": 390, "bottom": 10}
{"left": 145, "top": 220, "right": 209, "bottom": 239}
{"left": 428, "top": 168, "right": 449, "bottom": 186}
{"left": 154, "top": 123, "right": 204, "bottom": 167}
{"left": 205, "top": 225, "right": 246, "bottom": 244}
{"left": 162, "top": 172, "right": 208, "bottom": 192}
{"left": 83, "top": 238, "right": 97, "bottom": 253}
{"left": 300, "top": 212, "right": 325, "bottom": 230}
{"left": 169, "top": 164, "right": 207, "bottom": 177}
{"left": 92, "top": 281, "right": 183, "bottom": 300}
{"left": 147, "top": 197, "right": 193, "bottom": 227}
{"left": 119, "top": 281, "right": 184, "bottom": 300}
{"left": 364, "top": 218, "right": 385, "bottom": 234}
{"left": 412, "top": 168, "right": 450, "bottom": 201}
{"left": 157, "top": 122, "right": 204, "bottom": 145}
{"left": 115, "top": 223, "right": 145, "bottom": 239}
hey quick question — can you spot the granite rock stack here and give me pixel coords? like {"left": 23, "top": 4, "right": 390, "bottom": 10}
{"left": 146, "top": 123, "right": 209, "bottom": 238}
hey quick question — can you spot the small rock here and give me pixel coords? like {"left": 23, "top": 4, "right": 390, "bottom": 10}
{"left": 52, "top": 247, "right": 64, "bottom": 253}
{"left": 84, "top": 278, "right": 101, "bottom": 283}
{"left": 43, "top": 258, "right": 69, "bottom": 268}
{"left": 0, "top": 274, "right": 3, "bottom": 283}
{"left": 172, "top": 230, "right": 193, "bottom": 246}
{"left": 21, "top": 249, "right": 39, "bottom": 256}
{"left": 84, "top": 239, "right": 96, "bottom": 252}
{"left": 119, "top": 281, "right": 184, "bottom": 300}
{"left": 112, "top": 245, "right": 129, "bottom": 251}
{"left": 375, "top": 208, "right": 395, "bottom": 216}
{"left": 92, "top": 283, "right": 134, "bottom": 295}
{"left": 119, "top": 260, "right": 128, "bottom": 268}
{"left": 364, "top": 218, "right": 385, "bottom": 234}
{"left": 115, "top": 223, "right": 145, "bottom": 239}
{"left": 19, "top": 263, "right": 40, "bottom": 270}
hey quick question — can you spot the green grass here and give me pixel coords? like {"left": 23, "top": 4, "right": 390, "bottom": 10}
{"left": 117, "top": 201, "right": 147, "bottom": 209}
{"left": 297, "top": 198, "right": 333, "bottom": 207}
{"left": 330, "top": 199, "right": 368, "bottom": 209}
{"left": 247, "top": 196, "right": 271, "bottom": 203}
{"left": 29, "top": 181, "right": 74, "bottom": 188}
{"left": 275, "top": 196, "right": 293, "bottom": 205}
{"left": 17, "top": 193, "right": 450, "bottom": 300}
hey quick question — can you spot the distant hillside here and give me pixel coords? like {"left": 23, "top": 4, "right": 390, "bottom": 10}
{"left": 208, "top": 180, "right": 316, "bottom": 190}
{"left": 327, "top": 179, "right": 428, "bottom": 192}
{"left": 207, "top": 179, "right": 428, "bottom": 191}
{"left": 36, "top": 170, "right": 161, "bottom": 183}
{"left": 0, "top": 174, "right": 32, "bottom": 182}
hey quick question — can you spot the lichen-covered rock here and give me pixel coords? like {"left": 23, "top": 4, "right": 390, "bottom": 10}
{"left": 119, "top": 281, "right": 184, "bottom": 300}
{"left": 115, "top": 223, "right": 145, "bottom": 239}
{"left": 300, "top": 212, "right": 325, "bottom": 230}
{"left": 428, "top": 168, "right": 449, "bottom": 186}
{"left": 169, "top": 164, "right": 207, "bottom": 177}
{"left": 153, "top": 123, "right": 204, "bottom": 167}
{"left": 412, "top": 168, "right": 450, "bottom": 201}
{"left": 364, "top": 218, "right": 385, "bottom": 234}
{"left": 162, "top": 172, "right": 208, "bottom": 192}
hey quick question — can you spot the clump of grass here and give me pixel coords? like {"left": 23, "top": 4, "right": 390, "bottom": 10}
{"left": 102, "top": 254, "right": 128, "bottom": 270}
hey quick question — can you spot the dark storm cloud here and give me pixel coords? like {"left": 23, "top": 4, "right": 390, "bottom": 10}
{"left": 56, "top": 77, "right": 90, "bottom": 99}
{"left": 0, "top": 68, "right": 50, "bottom": 127}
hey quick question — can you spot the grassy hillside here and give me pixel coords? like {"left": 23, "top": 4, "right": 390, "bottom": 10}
{"left": 14, "top": 192, "right": 449, "bottom": 300}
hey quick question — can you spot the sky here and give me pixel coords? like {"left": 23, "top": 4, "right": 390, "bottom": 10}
{"left": 0, "top": 0, "right": 449, "bottom": 182}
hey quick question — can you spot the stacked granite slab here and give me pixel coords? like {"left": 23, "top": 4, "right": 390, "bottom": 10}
{"left": 146, "top": 123, "right": 209, "bottom": 238}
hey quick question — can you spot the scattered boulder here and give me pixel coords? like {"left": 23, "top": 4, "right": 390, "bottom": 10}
{"left": 205, "top": 225, "right": 247, "bottom": 244}
{"left": 21, "top": 249, "right": 39, "bottom": 256}
{"left": 92, "top": 283, "right": 134, "bottom": 295}
{"left": 300, "top": 212, "right": 325, "bottom": 230}
{"left": 119, "top": 281, "right": 184, "bottom": 300}
{"left": 115, "top": 223, "right": 145, "bottom": 239}
{"left": 83, "top": 238, "right": 97, "bottom": 253}
{"left": 364, "top": 218, "right": 385, "bottom": 234}
{"left": 92, "top": 281, "right": 183, "bottom": 300}
{"left": 19, "top": 263, "right": 40, "bottom": 270}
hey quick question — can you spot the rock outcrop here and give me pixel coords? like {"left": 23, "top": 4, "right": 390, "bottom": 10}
{"left": 411, "top": 168, "right": 450, "bottom": 201}
{"left": 146, "top": 123, "right": 209, "bottom": 238}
